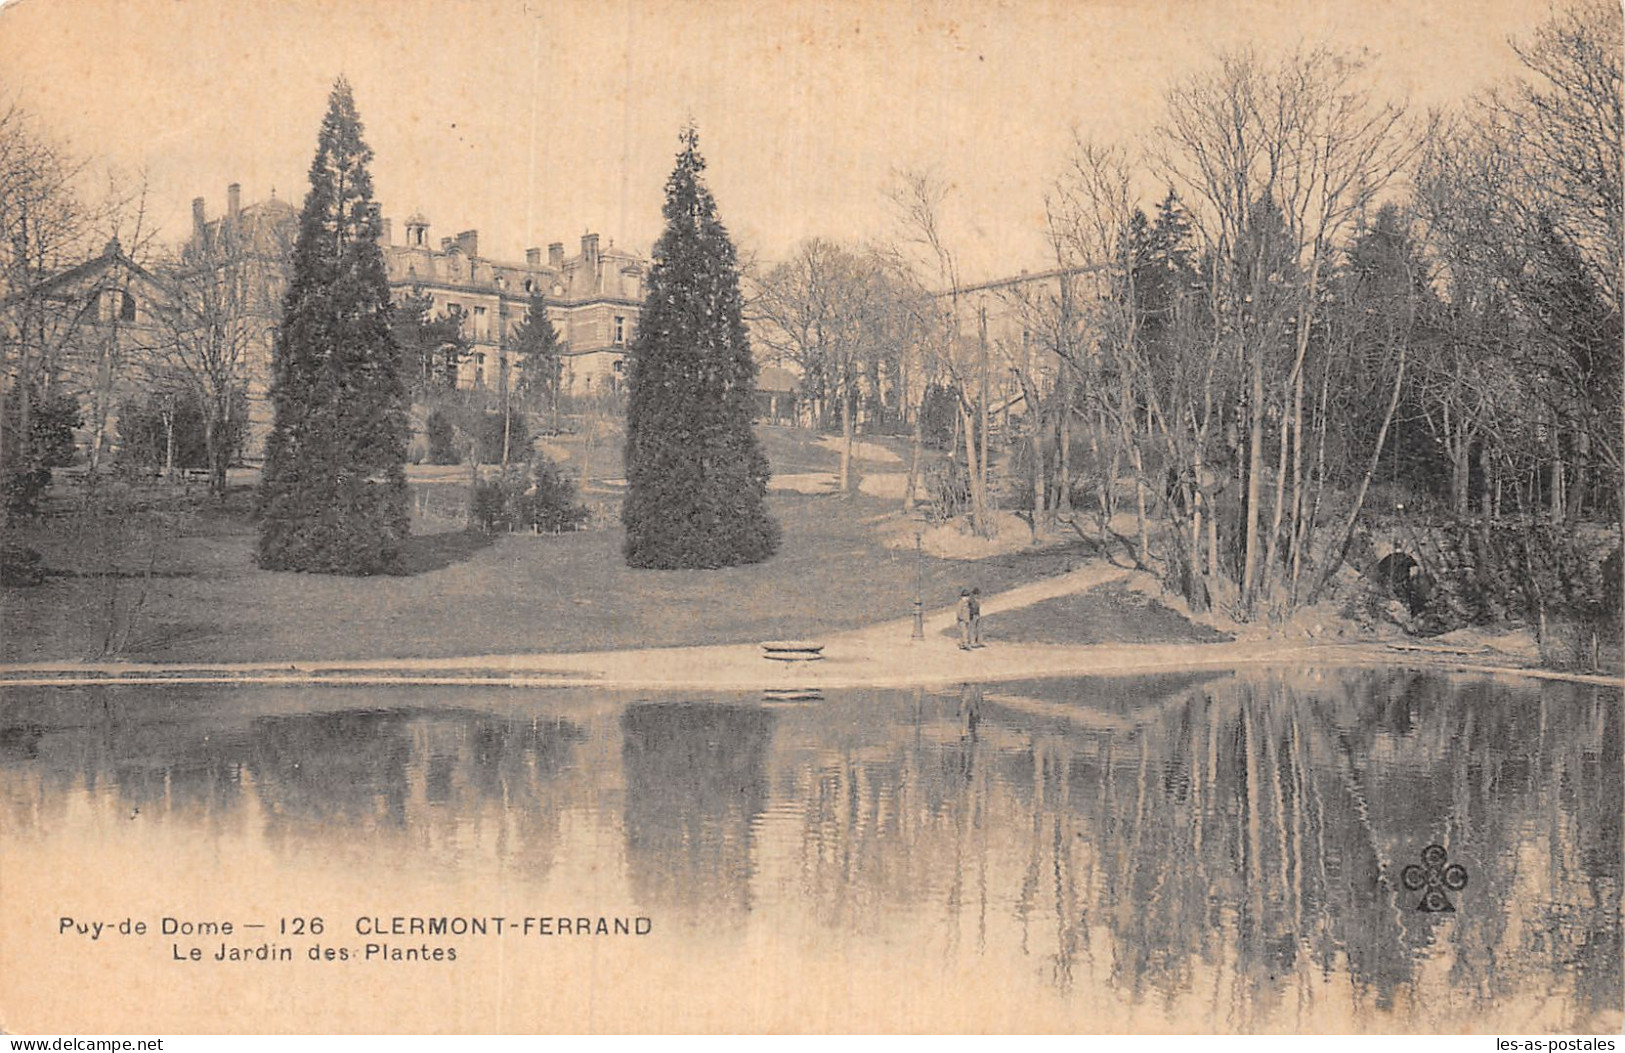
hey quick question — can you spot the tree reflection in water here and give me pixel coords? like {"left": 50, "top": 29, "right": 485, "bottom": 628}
{"left": 620, "top": 702, "right": 776, "bottom": 925}
{"left": 0, "top": 688, "right": 586, "bottom": 878}
{"left": 752, "top": 670, "right": 1621, "bottom": 1031}
{"left": 0, "top": 671, "right": 1616, "bottom": 1031}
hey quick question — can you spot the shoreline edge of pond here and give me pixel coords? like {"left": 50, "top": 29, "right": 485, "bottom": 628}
{"left": 3, "top": 637, "right": 1620, "bottom": 693}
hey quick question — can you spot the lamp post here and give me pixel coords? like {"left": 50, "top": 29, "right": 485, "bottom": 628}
{"left": 911, "top": 524, "right": 925, "bottom": 640}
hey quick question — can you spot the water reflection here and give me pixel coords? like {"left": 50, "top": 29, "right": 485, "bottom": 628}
{"left": 622, "top": 702, "right": 775, "bottom": 923}
{"left": 0, "top": 670, "right": 1617, "bottom": 1031}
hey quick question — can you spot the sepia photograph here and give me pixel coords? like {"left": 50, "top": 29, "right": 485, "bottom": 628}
{"left": 0, "top": 0, "right": 1620, "bottom": 1037}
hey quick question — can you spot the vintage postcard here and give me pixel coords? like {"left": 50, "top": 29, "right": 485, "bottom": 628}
{"left": 0, "top": 0, "right": 1620, "bottom": 1037}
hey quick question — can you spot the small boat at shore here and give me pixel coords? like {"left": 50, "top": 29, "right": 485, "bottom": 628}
{"left": 760, "top": 641, "right": 825, "bottom": 662}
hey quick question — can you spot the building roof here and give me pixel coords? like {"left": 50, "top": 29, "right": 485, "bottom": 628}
{"left": 28, "top": 239, "right": 157, "bottom": 302}
{"left": 249, "top": 196, "right": 297, "bottom": 215}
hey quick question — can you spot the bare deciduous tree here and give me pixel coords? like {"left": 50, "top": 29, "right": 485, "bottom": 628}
{"left": 1154, "top": 46, "right": 1412, "bottom": 613}
{"left": 887, "top": 169, "right": 997, "bottom": 536}
{"left": 0, "top": 104, "right": 92, "bottom": 514}
{"left": 152, "top": 202, "right": 282, "bottom": 495}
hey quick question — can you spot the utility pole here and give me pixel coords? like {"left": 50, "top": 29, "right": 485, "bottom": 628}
{"left": 912, "top": 525, "right": 925, "bottom": 640}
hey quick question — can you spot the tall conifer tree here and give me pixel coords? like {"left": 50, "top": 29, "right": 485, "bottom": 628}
{"left": 512, "top": 290, "right": 563, "bottom": 408}
{"left": 622, "top": 125, "right": 778, "bottom": 568}
{"left": 257, "top": 79, "right": 409, "bottom": 573}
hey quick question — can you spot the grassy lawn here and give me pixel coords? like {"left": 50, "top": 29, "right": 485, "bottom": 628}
{"left": 963, "top": 584, "right": 1232, "bottom": 646}
{"left": 3, "top": 425, "right": 1108, "bottom": 664}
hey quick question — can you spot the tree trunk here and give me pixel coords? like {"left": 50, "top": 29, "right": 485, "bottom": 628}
{"left": 1261, "top": 402, "right": 1292, "bottom": 604}
{"left": 88, "top": 348, "right": 109, "bottom": 476}
{"left": 1241, "top": 340, "right": 1265, "bottom": 613}
{"left": 1192, "top": 447, "right": 1207, "bottom": 577}
{"left": 89, "top": 304, "right": 125, "bottom": 476}
{"left": 1099, "top": 423, "right": 1118, "bottom": 526}
{"left": 1029, "top": 427, "right": 1043, "bottom": 543}
{"left": 1208, "top": 492, "right": 1220, "bottom": 582}
{"left": 903, "top": 408, "right": 923, "bottom": 512}
{"left": 501, "top": 400, "right": 512, "bottom": 470}
{"left": 978, "top": 306, "right": 991, "bottom": 537}
{"left": 1274, "top": 258, "right": 1321, "bottom": 607}
{"left": 1057, "top": 388, "right": 1072, "bottom": 514}
{"left": 1293, "top": 350, "right": 1334, "bottom": 602}
{"left": 1310, "top": 342, "right": 1407, "bottom": 603}
{"left": 1549, "top": 428, "right": 1565, "bottom": 521}
{"left": 205, "top": 411, "right": 223, "bottom": 498}
{"left": 840, "top": 382, "right": 855, "bottom": 495}
{"left": 1285, "top": 339, "right": 1307, "bottom": 595}
{"left": 466, "top": 437, "right": 480, "bottom": 529}
{"left": 960, "top": 400, "right": 985, "bottom": 533}
{"left": 162, "top": 408, "right": 175, "bottom": 480}
{"left": 1130, "top": 443, "right": 1151, "bottom": 567}
{"left": 1452, "top": 428, "right": 1472, "bottom": 516}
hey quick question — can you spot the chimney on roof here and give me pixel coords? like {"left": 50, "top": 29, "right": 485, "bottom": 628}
{"left": 455, "top": 230, "right": 479, "bottom": 257}
{"left": 192, "top": 197, "right": 206, "bottom": 239}
{"left": 441, "top": 237, "right": 454, "bottom": 252}
{"left": 526, "top": 247, "right": 542, "bottom": 268}
{"left": 405, "top": 213, "right": 428, "bottom": 248}
{"left": 581, "top": 232, "right": 599, "bottom": 267}
{"left": 227, "top": 183, "right": 241, "bottom": 220}
{"left": 548, "top": 242, "right": 564, "bottom": 268}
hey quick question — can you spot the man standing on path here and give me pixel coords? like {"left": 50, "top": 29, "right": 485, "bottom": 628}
{"left": 956, "top": 589, "right": 973, "bottom": 650}
{"left": 969, "top": 587, "right": 984, "bottom": 648}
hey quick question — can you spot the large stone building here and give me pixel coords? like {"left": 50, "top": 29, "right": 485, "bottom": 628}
{"left": 184, "top": 184, "right": 648, "bottom": 459}
{"left": 185, "top": 184, "right": 299, "bottom": 460}
{"left": 381, "top": 217, "right": 645, "bottom": 397}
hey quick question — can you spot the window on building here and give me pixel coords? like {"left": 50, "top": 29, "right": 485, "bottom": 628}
{"left": 613, "top": 316, "right": 625, "bottom": 345}
{"left": 119, "top": 291, "right": 137, "bottom": 322}
{"left": 474, "top": 305, "right": 488, "bottom": 339}
{"left": 612, "top": 359, "right": 624, "bottom": 374}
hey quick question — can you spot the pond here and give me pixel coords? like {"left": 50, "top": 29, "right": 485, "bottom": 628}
{"left": 0, "top": 669, "right": 1618, "bottom": 1033}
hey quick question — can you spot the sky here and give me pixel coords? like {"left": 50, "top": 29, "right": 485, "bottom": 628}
{"left": 0, "top": 0, "right": 1549, "bottom": 282}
